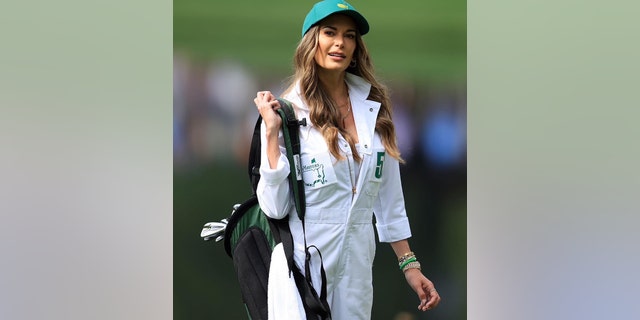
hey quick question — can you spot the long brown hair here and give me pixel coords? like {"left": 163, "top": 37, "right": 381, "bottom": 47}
{"left": 284, "top": 25, "right": 403, "bottom": 163}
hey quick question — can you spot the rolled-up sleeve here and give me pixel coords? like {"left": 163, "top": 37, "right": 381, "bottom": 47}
{"left": 373, "top": 155, "right": 412, "bottom": 242}
{"left": 256, "top": 121, "right": 293, "bottom": 220}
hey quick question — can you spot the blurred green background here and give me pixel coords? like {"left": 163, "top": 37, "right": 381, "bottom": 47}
{"left": 174, "top": 0, "right": 466, "bottom": 319}
{"left": 174, "top": 0, "right": 465, "bottom": 84}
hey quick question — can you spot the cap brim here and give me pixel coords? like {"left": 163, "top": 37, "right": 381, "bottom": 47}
{"left": 337, "top": 11, "right": 369, "bottom": 35}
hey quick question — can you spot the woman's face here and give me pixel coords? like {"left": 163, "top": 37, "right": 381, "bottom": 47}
{"left": 314, "top": 14, "right": 357, "bottom": 73}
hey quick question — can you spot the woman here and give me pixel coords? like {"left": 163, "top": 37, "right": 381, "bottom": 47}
{"left": 254, "top": 1, "right": 441, "bottom": 318}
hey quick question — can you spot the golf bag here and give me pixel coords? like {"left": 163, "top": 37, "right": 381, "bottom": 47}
{"left": 201, "top": 99, "right": 331, "bottom": 320}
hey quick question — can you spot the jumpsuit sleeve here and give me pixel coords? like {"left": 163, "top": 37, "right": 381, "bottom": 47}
{"left": 373, "top": 155, "right": 413, "bottom": 242}
{"left": 256, "top": 120, "right": 293, "bottom": 220}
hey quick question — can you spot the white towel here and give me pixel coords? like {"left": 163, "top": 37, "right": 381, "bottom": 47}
{"left": 268, "top": 243, "right": 306, "bottom": 320}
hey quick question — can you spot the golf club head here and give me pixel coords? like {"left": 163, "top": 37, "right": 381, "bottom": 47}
{"left": 201, "top": 221, "right": 227, "bottom": 240}
{"left": 201, "top": 204, "right": 240, "bottom": 242}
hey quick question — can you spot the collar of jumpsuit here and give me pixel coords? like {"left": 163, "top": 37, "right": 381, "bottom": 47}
{"left": 290, "top": 73, "right": 381, "bottom": 157}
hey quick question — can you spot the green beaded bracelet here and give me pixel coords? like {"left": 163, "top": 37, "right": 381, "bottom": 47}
{"left": 399, "top": 256, "right": 417, "bottom": 270}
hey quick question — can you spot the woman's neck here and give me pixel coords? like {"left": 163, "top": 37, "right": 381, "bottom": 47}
{"left": 318, "top": 71, "right": 348, "bottom": 103}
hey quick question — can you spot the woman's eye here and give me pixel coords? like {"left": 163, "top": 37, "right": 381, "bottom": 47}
{"left": 324, "top": 30, "right": 334, "bottom": 36}
{"left": 346, "top": 34, "right": 356, "bottom": 39}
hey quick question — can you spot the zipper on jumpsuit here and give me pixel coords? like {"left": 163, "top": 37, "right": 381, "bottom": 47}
{"left": 333, "top": 139, "right": 357, "bottom": 282}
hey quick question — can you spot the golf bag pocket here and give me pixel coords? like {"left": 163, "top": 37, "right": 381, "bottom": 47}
{"left": 233, "top": 227, "right": 272, "bottom": 320}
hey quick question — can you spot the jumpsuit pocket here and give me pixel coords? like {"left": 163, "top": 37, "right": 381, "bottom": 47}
{"left": 305, "top": 180, "right": 337, "bottom": 204}
{"left": 364, "top": 179, "right": 381, "bottom": 197}
{"left": 364, "top": 148, "right": 385, "bottom": 197}
{"left": 300, "top": 152, "right": 337, "bottom": 204}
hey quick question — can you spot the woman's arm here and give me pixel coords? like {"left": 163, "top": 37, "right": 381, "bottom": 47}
{"left": 254, "top": 91, "right": 292, "bottom": 219}
{"left": 390, "top": 239, "right": 441, "bottom": 311}
{"left": 255, "top": 91, "right": 283, "bottom": 169}
{"left": 372, "top": 155, "right": 412, "bottom": 242}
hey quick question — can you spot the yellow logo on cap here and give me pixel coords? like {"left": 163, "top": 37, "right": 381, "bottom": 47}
{"left": 337, "top": 3, "right": 348, "bottom": 9}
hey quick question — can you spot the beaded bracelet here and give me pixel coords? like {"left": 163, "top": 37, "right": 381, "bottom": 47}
{"left": 398, "top": 255, "right": 415, "bottom": 265}
{"left": 401, "top": 261, "right": 422, "bottom": 272}
{"left": 398, "top": 257, "right": 417, "bottom": 270}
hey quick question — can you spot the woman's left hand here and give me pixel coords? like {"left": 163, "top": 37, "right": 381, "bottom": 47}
{"left": 404, "top": 268, "right": 441, "bottom": 311}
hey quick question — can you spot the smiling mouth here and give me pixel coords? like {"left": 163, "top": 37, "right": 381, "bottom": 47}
{"left": 328, "top": 53, "right": 346, "bottom": 58}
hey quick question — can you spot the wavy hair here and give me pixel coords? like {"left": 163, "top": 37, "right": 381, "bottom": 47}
{"left": 284, "top": 25, "right": 403, "bottom": 163}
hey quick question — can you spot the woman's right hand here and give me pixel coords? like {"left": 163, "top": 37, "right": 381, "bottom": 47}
{"left": 254, "top": 91, "right": 282, "bottom": 135}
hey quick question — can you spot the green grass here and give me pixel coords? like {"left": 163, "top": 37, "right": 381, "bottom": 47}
{"left": 174, "top": 0, "right": 466, "bottom": 83}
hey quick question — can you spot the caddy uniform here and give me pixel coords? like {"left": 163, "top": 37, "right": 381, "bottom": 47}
{"left": 258, "top": 73, "right": 412, "bottom": 319}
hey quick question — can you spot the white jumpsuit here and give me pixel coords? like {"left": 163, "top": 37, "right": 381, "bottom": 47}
{"left": 258, "top": 73, "right": 412, "bottom": 320}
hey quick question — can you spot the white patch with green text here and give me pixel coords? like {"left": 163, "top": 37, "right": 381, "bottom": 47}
{"left": 301, "top": 153, "right": 336, "bottom": 189}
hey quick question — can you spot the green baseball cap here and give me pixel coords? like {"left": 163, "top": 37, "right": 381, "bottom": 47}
{"left": 301, "top": 0, "right": 369, "bottom": 37}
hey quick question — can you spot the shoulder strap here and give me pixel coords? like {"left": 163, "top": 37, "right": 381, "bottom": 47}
{"left": 275, "top": 98, "right": 307, "bottom": 221}
{"left": 277, "top": 99, "right": 331, "bottom": 319}
{"left": 248, "top": 115, "right": 263, "bottom": 193}
{"left": 248, "top": 98, "right": 306, "bottom": 222}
